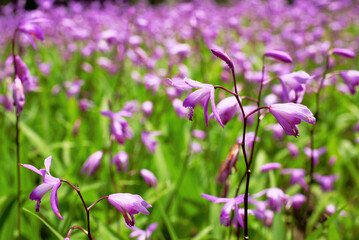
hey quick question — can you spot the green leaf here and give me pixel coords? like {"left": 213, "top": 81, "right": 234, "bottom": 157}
{"left": 23, "top": 208, "right": 63, "bottom": 240}
{"left": 272, "top": 212, "right": 285, "bottom": 240}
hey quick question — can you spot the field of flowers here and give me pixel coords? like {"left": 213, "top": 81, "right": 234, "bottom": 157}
{"left": 1, "top": 0, "right": 359, "bottom": 239}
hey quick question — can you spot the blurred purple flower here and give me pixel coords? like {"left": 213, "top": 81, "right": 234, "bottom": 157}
{"left": 314, "top": 173, "right": 338, "bottom": 191}
{"left": 20, "top": 156, "right": 63, "bottom": 219}
{"left": 253, "top": 188, "right": 288, "bottom": 212}
{"left": 140, "top": 169, "right": 158, "bottom": 188}
{"left": 13, "top": 77, "right": 25, "bottom": 116}
{"left": 39, "top": 63, "right": 51, "bottom": 76}
{"left": 14, "top": 56, "right": 32, "bottom": 88}
{"left": 18, "top": 20, "right": 45, "bottom": 50}
{"left": 108, "top": 193, "right": 151, "bottom": 227}
{"left": 141, "top": 131, "right": 161, "bottom": 154}
{"left": 279, "top": 71, "right": 311, "bottom": 103}
{"left": 64, "top": 80, "right": 83, "bottom": 97}
{"left": 141, "top": 101, "right": 153, "bottom": 116}
{"left": 112, "top": 151, "right": 128, "bottom": 172}
{"left": 190, "top": 142, "right": 202, "bottom": 153}
{"left": 172, "top": 98, "right": 188, "bottom": 118}
{"left": 304, "top": 147, "right": 326, "bottom": 166}
{"left": 286, "top": 194, "right": 306, "bottom": 210}
{"left": 78, "top": 99, "right": 93, "bottom": 112}
{"left": 339, "top": 70, "right": 359, "bottom": 94}
{"left": 81, "top": 151, "right": 103, "bottom": 177}
{"left": 331, "top": 48, "right": 355, "bottom": 58}
{"left": 281, "top": 168, "right": 308, "bottom": 191}
{"left": 101, "top": 109, "right": 133, "bottom": 145}
{"left": 0, "top": 95, "right": 13, "bottom": 111}
{"left": 172, "top": 78, "right": 223, "bottom": 127}
{"left": 129, "top": 222, "right": 158, "bottom": 240}
{"left": 269, "top": 103, "right": 316, "bottom": 137}
{"left": 287, "top": 142, "right": 299, "bottom": 158}
{"left": 192, "top": 129, "right": 206, "bottom": 140}
{"left": 211, "top": 48, "right": 234, "bottom": 70}
{"left": 209, "top": 96, "right": 239, "bottom": 125}
{"left": 265, "top": 124, "right": 284, "bottom": 140}
{"left": 261, "top": 162, "right": 281, "bottom": 172}
{"left": 144, "top": 74, "right": 161, "bottom": 93}
{"left": 201, "top": 193, "right": 246, "bottom": 226}
{"left": 265, "top": 50, "right": 293, "bottom": 63}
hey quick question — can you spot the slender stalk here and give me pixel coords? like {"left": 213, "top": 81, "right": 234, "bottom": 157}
{"left": 88, "top": 196, "right": 109, "bottom": 211}
{"left": 66, "top": 225, "right": 88, "bottom": 239}
{"left": 61, "top": 179, "right": 93, "bottom": 240}
{"left": 16, "top": 114, "right": 21, "bottom": 239}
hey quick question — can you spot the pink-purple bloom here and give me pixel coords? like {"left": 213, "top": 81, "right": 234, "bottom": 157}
{"left": 330, "top": 48, "right": 356, "bottom": 58}
{"left": 13, "top": 77, "right": 25, "bottom": 116}
{"left": 20, "top": 156, "right": 63, "bottom": 219}
{"left": 279, "top": 71, "right": 311, "bottom": 103}
{"left": 172, "top": 98, "right": 188, "bottom": 118}
{"left": 101, "top": 109, "right": 133, "bottom": 145}
{"left": 264, "top": 50, "right": 293, "bottom": 63}
{"left": 141, "top": 101, "right": 153, "bottom": 116}
{"left": 108, "top": 193, "right": 151, "bottom": 227}
{"left": 209, "top": 96, "right": 239, "bottom": 125}
{"left": 286, "top": 194, "right": 306, "bottom": 210}
{"left": 129, "top": 222, "right": 158, "bottom": 240}
{"left": 81, "top": 151, "right": 103, "bottom": 177}
{"left": 339, "top": 70, "right": 359, "bottom": 94}
{"left": 192, "top": 129, "right": 206, "bottom": 139}
{"left": 281, "top": 168, "right": 308, "bottom": 191}
{"left": 18, "top": 20, "right": 45, "bottom": 50}
{"left": 314, "top": 173, "right": 338, "bottom": 191}
{"left": 261, "top": 162, "right": 281, "bottom": 172}
{"left": 252, "top": 188, "right": 288, "bottom": 212}
{"left": 141, "top": 131, "right": 161, "bottom": 154}
{"left": 287, "top": 142, "right": 299, "bottom": 158}
{"left": 112, "top": 151, "right": 128, "bottom": 172}
{"left": 172, "top": 78, "right": 224, "bottom": 127}
{"left": 304, "top": 147, "right": 327, "bottom": 166}
{"left": 211, "top": 48, "right": 234, "bottom": 70}
{"left": 140, "top": 169, "right": 158, "bottom": 188}
{"left": 269, "top": 103, "right": 316, "bottom": 137}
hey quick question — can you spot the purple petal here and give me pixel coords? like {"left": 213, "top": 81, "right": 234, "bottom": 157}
{"left": 210, "top": 88, "right": 224, "bottom": 128}
{"left": 29, "top": 183, "right": 53, "bottom": 211}
{"left": 19, "top": 164, "right": 42, "bottom": 175}
{"left": 44, "top": 156, "right": 52, "bottom": 175}
{"left": 211, "top": 48, "right": 234, "bottom": 70}
{"left": 50, "top": 182, "right": 63, "bottom": 220}
{"left": 203, "top": 94, "right": 210, "bottom": 126}
{"left": 331, "top": 48, "right": 355, "bottom": 58}
{"left": 265, "top": 50, "right": 293, "bottom": 63}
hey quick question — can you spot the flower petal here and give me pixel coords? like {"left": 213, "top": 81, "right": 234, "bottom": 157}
{"left": 50, "top": 181, "right": 63, "bottom": 220}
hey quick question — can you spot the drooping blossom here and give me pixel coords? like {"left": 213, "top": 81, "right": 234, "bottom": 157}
{"left": 287, "top": 142, "right": 299, "bottom": 158}
{"left": 171, "top": 78, "right": 224, "bottom": 127}
{"left": 14, "top": 56, "right": 32, "bottom": 88}
{"left": 108, "top": 193, "right": 151, "bottom": 227}
{"left": 286, "top": 194, "right": 306, "bottom": 210}
{"left": 81, "top": 151, "right": 103, "bottom": 177}
{"left": 201, "top": 193, "right": 246, "bottom": 226}
{"left": 330, "top": 48, "right": 355, "bottom": 58}
{"left": 141, "top": 101, "right": 153, "bottom": 116}
{"left": 13, "top": 77, "right": 25, "bottom": 116}
{"left": 141, "top": 131, "right": 161, "bottom": 154}
{"left": 129, "top": 222, "right": 158, "bottom": 240}
{"left": 314, "top": 173, "right": 338, "bottom": 191}
{"left": 112, "top": 151, "right": 128, "bottom": 172}
{"left": 20, "top": 156, "right": 63, "bottom": 219}
{"left": 144, "top": 74, "right": 161, "bottom": 93}
{"left": 140, "top": 169, "right": 158, "bottom": 187}
{"left": 269, "top": 103, "right": 316, "bottom": 137}
{"left": 252, "top": 188, "right": 288, "bottom": 212}
{"left": 101, "top": 109, "right": 133, "bottom": 145}
{"left": 172, "top": 98, "right": 188, "bottom": 118}
{"left": 264, "top": 50, "right": 293, "bottom": 63}
{"left": 192, "top": 129, "right": 206, "bottom": 139}
{"left": 18, "top": 20, "right": 45, "bottom": 50}
{"left": 211, "top": 48, "right": 234, "bottom": 70}
{"left": 303, "top": 147, "right": 326, "bottom": 166}
{"left": 209, "top": 96, "right": 239, "bottom": 125}
{"left": 339, "top": 70, "right": 359, "bottom": 94}
{"left": 260, "top": 162, "right": 281, "bottom": 172}
{"left": 281, "top": 168, "right": 308, "bottom": 191}
{"left": 279, "top": 71, "right": 311, "bottom": 103}
{"left": 265, "top": 124, "right": 284, "bottom": 140}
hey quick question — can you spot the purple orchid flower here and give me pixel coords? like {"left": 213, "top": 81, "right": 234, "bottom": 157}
{"left": 314, "top": 173, "right": 338, "bottom": 191}
{"left": 269, "top": 103, "right": 316, "bottom": 137}
{"left": 129, "top": 222, "right": 158, "bottom": 240}
{"left": 172, "top": 78, "right": 224, "bottom": 127}
{"left": 20, "top": 156, "right": 63, "bottom": 219}
{"left": 279, "top": 71, "right": 311, "bottom": 103}
{"left": 18, "top": 20, "right": 45, "bottom": 50}
{"left": 14, "top": 56, "right": 32, "bottom": 89}
{"left": 81, "top": 151, "right": 103, "bottom": 177}
{"left": 281, "top": 168, "right": 308, "bottom": 191}
{"left": 108, "top": 193, "right": 151, "bottom": 227}
{"left": 260, "top": 162, "right": 281, "bottom": 172}
{"left": 101, "top": 109, "right": 133, "bottom": 145}
{"left": 192, "top": 129, "right": 206, "bottom": 139}
{"left": 330, "top": 48, "right": 355, "bottom": 58}
{"left": 141, "top": 131, "right": 161, "bottom": 154}
{"left": 172, "top": 98, "right": 188, "bottom": 118}
{"left": 201, "top": 193, "right": 246, "bottom": 226}
{"left": 141, "top": 101, "right": 153, "bottom": 116}
{"left": 287, "top": 142, "right": 299, "bottom": 158}
{"left": 252, "top": 188, "right": 288, "bottom": 212}
{"left": 140, "top": 169, "right": 158, "bottom": 188}
{"left": 190, "top": 142, "right": 202, "bottom": 153}
{"left": 211, "top": 48, "right": 234, "bottom": 70}
{"left": 112, "top": 151, "right": 128, "bottom": 172}
{"left": 303, "top": 147, "right": 327, "bottom": 166}
{"left": 0, "top": 94, "right": 13, "bottom": 111}
{"left": 339, "top": 70, "right": 359, "bottom": 95}
{"left": 286, "top": 194, "right": 306, "bottom": 210}
{"left": 209, "top": 96, "right": 239, "bottom": 125}
{"left": 13, "top": 77, "right": 25, "bottom": 116}
{"left": 63, "top": 80, "right": 83, "bottom": 98}
{"left": 264, "top": 50, "right": 293, "bottom": 63}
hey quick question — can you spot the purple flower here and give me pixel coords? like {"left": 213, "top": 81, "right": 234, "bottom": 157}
{"left": 81, "top": 151, "right": 103, "bottom": 177}
{"left": 14, "top": 56, "right": 32, "bottom": 87}
{"left": 269, "top": 103, "right": 316, "bottom": 137}
{"left": 112, "top": 151, "right": 128, "bottom": 172}
{"left": 172, "top": 78, "right": 223, "bottom": 127}
{"left": 129, "top": 222, "right": 158, "bottom": 240}
{"left": 101, "top": 109, "right": 133, "bottom": 145}
{"left": 211, "top": 48, "right": 234, "bottom": 70}
{"left": 286, "top": 194, "right": 306, "bottom": 210}
{"left": 281, "top": 168, "right": 308, "bottom": 191}
{"left": 303, "top": 147, "right": 326, "bottom": 166}
{"left": 279, "top": 71, "right": 311, "bottom": 103}
{"left": 209, "top": 96, "right": 239, "bottom": 125}
{"left": 144, "top": 74, "right": 161, "bottom": 93}
{"left": 20, "top": 156, "right": 63, "bottom": 219}
{"left": 253, "top": 188, "right": 288, "bottom": 212}
{"left": 64, "top": 80, "right": 83, "bottom": 97}
{"left": 260, "top": 162, "right": 281, "bottom": 172}
{"left": 78, "top": 99, "right": 93, "bottom": 112}
{"left": 108, "top": 193, "right": 151, "bottom": 227}
{"left": 339, "top": 70, "right": 359, "bottom": 94}
{"left": 201, "top": 193, "right": 245, "bottom": 226}
{"left": 13, "top": 77, "right": 25, "bottom": 116}
{"left": 18, "top": 21, "right": 45, "bottom": 50}
{"left": 192, "top": 129, "right": 206, "bottom": 139}
{"left": 140, "top": 169, "right": 158, "bottom": 188}
{"left": 265, "top": 124, "right": 284, "bottom": 140}
{"left": 287, "top": 142, "right": 299, "bottom": 158}
{"left": 264, "top": 50, "right": 293, "bottom": 63}
{"left": 314, "top": 174, "right": 338, "bottom": 191}
{"left": 331, "top": 48, "right": 355, "bottom": 58}
{"left": 190, "top": 142, "right": 202, "bottom": 153}
{"left": 141, "top": 131, "right": 161, "bottom": 154}
{"left": 0, "top": 94, "right": 13, "bottom": 111}
{"left": 172, "top": 98, "right": 188, "bottom": 118}
{"left": 141, "top": 101, "right": 153, "bottom": 116}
